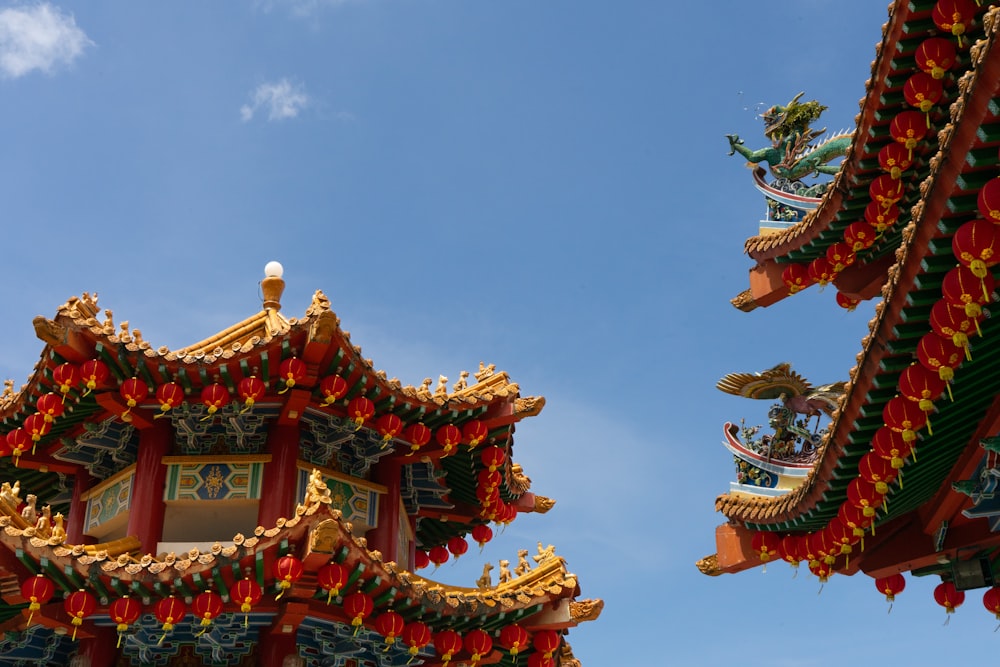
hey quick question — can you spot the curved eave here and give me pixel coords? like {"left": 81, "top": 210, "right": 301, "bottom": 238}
{"left": 718, "top": 8, "right": 1000, "bottom": 532}
{"left": 0, "top": 498, "right": 588, "bottom": 634}
{"left": 736, "top": 0, "right": 978, "bottom": 309}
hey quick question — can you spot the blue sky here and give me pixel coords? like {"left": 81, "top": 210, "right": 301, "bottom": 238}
{"left": 3, "top": 1, "right": 1000, "bottom": 664}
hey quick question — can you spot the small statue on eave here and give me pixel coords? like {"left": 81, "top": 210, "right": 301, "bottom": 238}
{"left": 514, "top": 549, "right": 531, "bottom": 576}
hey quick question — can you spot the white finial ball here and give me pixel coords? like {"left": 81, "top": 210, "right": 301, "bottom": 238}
{"left": 264, "top": 261, "right": 284, "bottom": 278}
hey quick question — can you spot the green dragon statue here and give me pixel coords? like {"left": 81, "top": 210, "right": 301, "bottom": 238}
{"left": 726, "top": 93, "right": 852, "bottom": 197}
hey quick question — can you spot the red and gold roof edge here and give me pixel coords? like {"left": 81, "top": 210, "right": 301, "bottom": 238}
{"left": 0, "top": 472, "right": 599, "bottom": 639}
{"left": 716, "top": 3, "right": 1000, "bottom": 526}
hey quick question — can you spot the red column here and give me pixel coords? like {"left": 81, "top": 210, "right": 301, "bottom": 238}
{"left": 257, "top": 630, "right": 299, "bottom": 666}
{"left": 125, "top": 421, "right": 172, "bottom": 554}
{"left": 76, "top": 625, "right": 120, "bottom": 665}
{"left": 66, "top": 467, "right": 93, "bottom": 545}
{"left": 258, "top": 423, "right": 301, "bottom": 528}
{"left": 367, "top": 460, "right": 401, "bottom": 564}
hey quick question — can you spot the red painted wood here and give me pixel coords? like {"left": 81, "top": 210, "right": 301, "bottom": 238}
{"left": 125, "top": 421, "right": 171, "bottom": 554}
{"left": 258, "top": 423, "right": 300, "bottom": 528}
{"left": 368, "top": 461, "right": 401, "bottom": 563}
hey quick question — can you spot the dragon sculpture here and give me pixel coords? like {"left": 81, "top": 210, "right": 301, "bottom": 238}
{"left": 726, "top": 93, "right": 852, "bottom": 198}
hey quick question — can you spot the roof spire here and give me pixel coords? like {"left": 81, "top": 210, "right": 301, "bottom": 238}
{"left": 261, "top": 261, "right": 285, "bottom": 311}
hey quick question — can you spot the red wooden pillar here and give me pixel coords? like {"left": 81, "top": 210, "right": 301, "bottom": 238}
{"left": 66, "top": 467, "right": 93, "bottom": 545}
{"left": 258, "top": 423, "right": 301, "bottom": 528}
{"left": 76, "top": 617, "right": 120, "bottom": 665}
{"left": 257, "top": 629, "right": 300, "bottom": 666}
{"left": 367, "top": 460, "right": 402, "bottom": 564}
{"left": 125, "top": 420, "right": 172, "bottom": 555}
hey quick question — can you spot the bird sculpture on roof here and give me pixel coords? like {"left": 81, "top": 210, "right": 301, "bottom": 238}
{"left": 716, "top": 363, "right": 845, "bottom": 430}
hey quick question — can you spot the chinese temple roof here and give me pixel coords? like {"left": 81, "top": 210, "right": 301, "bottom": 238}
{"left": 706, "top": 0, "right": 1000, "bottom": 588}
{"left": 2, "top": 268, "right": 549, "bottom": 549}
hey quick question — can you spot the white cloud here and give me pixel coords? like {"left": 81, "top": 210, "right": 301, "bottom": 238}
{"left": 240, "top": 79, "right": 309, "bottom": 122}
{"left": 0, "top": 3, "right": 92, "bottom": 79}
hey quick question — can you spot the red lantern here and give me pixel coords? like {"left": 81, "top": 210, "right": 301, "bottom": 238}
{"left": 465, "top": 629, "right": 493, "bottom": 666}
{"left": 278, "top": 357, "right": 306, "bottom": 393}
{"left": 498, "top": 501, "right": 518, "bottom": 525}
{"left": 977, "top": 177, "right": 1000, "bottom": 224}
{"left": 402, "top": 621, "right": 432, "bottom": 658}
{"left": 824, "top": 517, "right": 860, "bottom": 563}
{"left": 272, "top": 554, "right": 303, "bottom": 599}
{"left": 838, "top": 503, "right": 872, "bottom": 545}
{"left": 20, "top": 574, "right": 54, "bottom": 625}
{"left": 930, "top": 299, "right": 979, "bottom": 359}
{"left": 871, "top": 426, "right": 914, "bottom": 470}
{"left": 778, "top": 534, "right": 803, "bottom": 567}
{"left": 500, "top": 624, "right": 529, "bottom": 657}
{"left": 915, "top": 37, "right": 957, "bottom": 79}
{"left": 80, "top": 359, "right": 109, "bottom": 395}
{"left": 155, "top": 382, "right": 184, "bottom": 417}
{"left": 875, "top": 573, "right": 906, "bottom": 604}
{"left": 23, "top": 413, "right": 51, "bottom": 453}
{"left": 781, "top": 263, "right": 812, "bottom": 294}
{"left": 883, "top": 395, "right": 928, "bottom": 443}
{"left": 435, "top": 424, "right": 462, "bottom": 456}
{"left": 403, "top": 422, "right": 432, "bottom": 454}
{"left": 36, "top": 393, "right": 64, "bottom": 424}
{"left": 826, "top": 242, "right": 855, "bottom": 273}
{"left": 806, "top": 530, "right": 836, "bottom": 566}
{"left": 890, "top": 111, "right": 928, "bottom": 158}
{"left": 434, "top": 630, "right": 463, "bottom": 666}
{"left": 320, "top": 374, "right": 348, "bottom": 405}
{"left": 343, "top": 591, "right": 374, "bottom": 633}
{"left": 844, "top": 221, "right": 878, "bottom": 252}
{"left": 859, "top": 452, "right": 898, "bottom": 495}
{"left": 471, "top": 524, "right": 493, "bottom": 549}
{"left": 375, "top": 413, "right": 403, "bottom": 446}
{"left": 847, "top": 477, "right": 884, "bottom": 518}
{"left": 238, "top": 376, "right": 266, "bottom": 413}
{"left": 375, "top": 610, "right": 405, "bottom": 648}
{"left": 347, "top": 396, "right": 375, "bottom": 428}
{"left": 942, "top": 265, "right": 995, "bottom": 317}
{"left": 478, "top": 469, "right": 502, "bottom": 491}
{"left": 192, "top": 591, "right": 224, "bottom": 634}
{"left": 110, "top": 596, "right": 142, "bottom": 647}
{"left": 903, "top": 72, "right": 944, "bottom": 121}
{"left": 917, "top": 331, "right": 964, "bottom": 386}
{"left": 231, "top": 578, "right": 262, "bottom": 626}
{"left": 6, "top": 429, "right": 30, "bottom": 464}
{"left": 932, "top": 0, "right": 976, "bottom": 45}
{"left": 864, "top": 201, "right": 900, "bottom": 233}
{"left": 751, "top": 531, "right": 780, "bottom": 565}
{"left": 52, "top": 363, "right": 79, "bottom": 397}
{"left": 64, "top": 589, "right": 97, "bottom": 640}
{"left": 898, "top": 363, "right": 946, "bottom": 434}
{"left": 869, "top": 174, "right": 904, "bottom": 210}
{"left": 983, "top": 587, "right": 1000, "bottom": 620}
{"left": 119, "top": 377, "right": 148, "bottom": 416}
{"left": 414, "top": 549, "right": 430, "bottom": 570}
{"left": 878, "top": 142, "right": 913, "bottom": 179}
{"left": 934, "top": 581, "right": 965, "bottom": 615}
{"left": 318, "top": 562, "right": 348, "bottom": 604}
{"left": 154, "top": 596, "right": 186, "bottom": 642}
{"left": 807, "top": 256, "right": 836, "bottom": 286}
{"left": 476, "top": 483, "right": 500, "bottom": 506}
{"left": 533, "top": 629, "right": 560, "bottom": 658}
{"left": 462, "top": 420, "right": 489, "bottom": 446}
{"left": 836, "top": 292, "right": 861, "bottom": 311}
{"left": 200, "top": 383, "right": 230, "bottom": 417}
{"left": 809, "top": 559, "right": 833, "bottom": 583}
{"left": 481, "top": 445, "right": 506, "bottom": 472}
{"left": 953, "top": 219, "right": 1000, "bottom": 279}
{"left": 447, "top": 536, "right": 469, "bottom": 560}
{"left": 428, "top": 544, "right": 449, "bottom": 568}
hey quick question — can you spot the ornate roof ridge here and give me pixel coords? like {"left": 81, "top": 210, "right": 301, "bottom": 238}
{"left": 741, "top": 1, "right": 900, "bottom": 260}
{"left": 715, "top": 7, "right": 1000, "bottom": 525}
